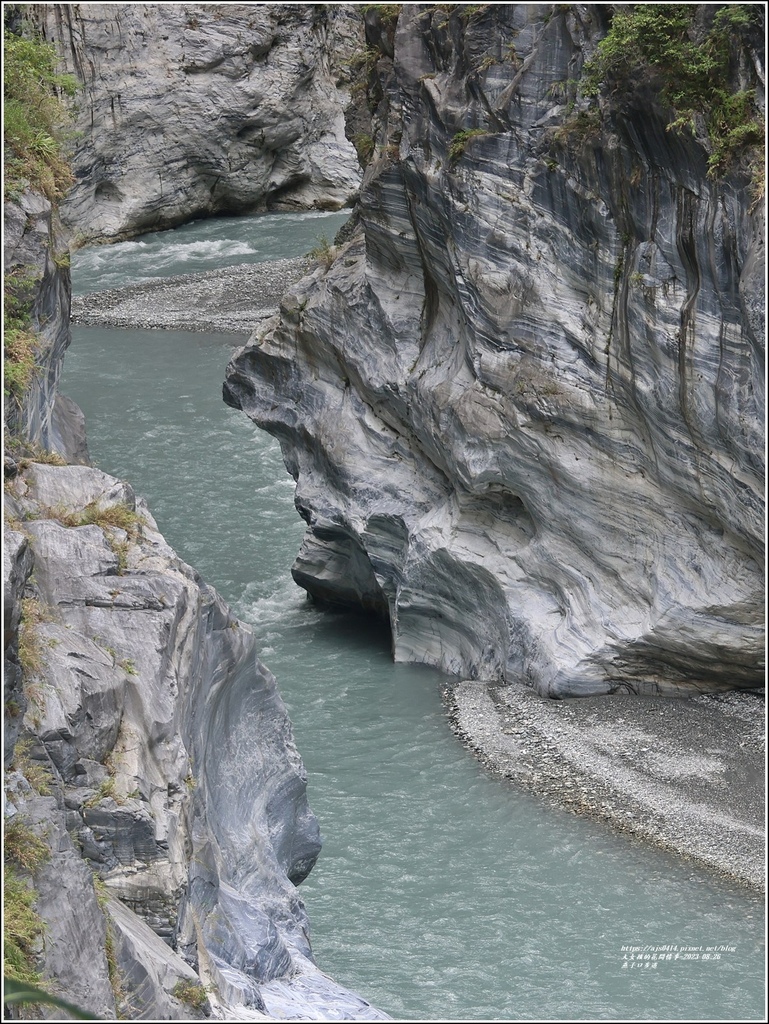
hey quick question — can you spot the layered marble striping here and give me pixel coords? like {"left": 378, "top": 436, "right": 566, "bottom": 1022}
{"left": 4, "top": 463, "right": 386, "bottom": 1019}
{"left": 225, "top": 4, "right": 764, "bottom": 697}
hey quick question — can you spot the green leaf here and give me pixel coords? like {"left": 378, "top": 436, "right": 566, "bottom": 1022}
{"left": 3, "top": 976, "right": 103, "bottom": 1020}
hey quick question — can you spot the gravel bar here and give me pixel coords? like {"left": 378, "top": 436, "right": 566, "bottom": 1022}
{"left": 71, "top": 256, "right": 313, "bottom": 333}
{"left": 447, "top": 680, "right": 765, "bottom": 892}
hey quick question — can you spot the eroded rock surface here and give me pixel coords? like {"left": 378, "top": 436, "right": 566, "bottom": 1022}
{"left": 225, "top": 3, "right": 765, "bottom": 699}
{"left": 4, "top": 192, "right": 88, "bottom": 463}
{"left": 4, "top": 464, "right": 387, "bottom": 1020}
{"left": 29, "top": 2, "right": 363, "bottom": 242}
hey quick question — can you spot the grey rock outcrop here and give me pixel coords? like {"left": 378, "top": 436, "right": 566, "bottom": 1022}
{"left": 29, "top": 3, "right": 363, "bottom": 242}
{"left": 4, "top": 192, "right": 88, "bottom": 463}
{"left": 106, "top": 895, "right": 208, "bottom": 1020}
{"left": 25, "top": 802, "right": 118, "bottom": 1019}
{"left": 225, "top": 3, "right": 764, "bottom": 698}
{"left": 4, "top": 463, "right": 387, "bottom": 1020}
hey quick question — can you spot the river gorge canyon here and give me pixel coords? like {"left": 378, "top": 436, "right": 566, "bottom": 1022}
{"left": 3, "top": 4, "right": 765, "bottom": 1021}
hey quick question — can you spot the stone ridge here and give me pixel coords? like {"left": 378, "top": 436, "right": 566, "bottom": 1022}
{"left": 29, "top": 2, "right": 363, "bottom": 242}
{"left": 225, "top": 3, "right": 765, "bottom": 699}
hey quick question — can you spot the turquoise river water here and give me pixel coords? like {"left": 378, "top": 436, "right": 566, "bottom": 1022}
{"left": 62, "top": 212, "right": 764, "bottom": 1022}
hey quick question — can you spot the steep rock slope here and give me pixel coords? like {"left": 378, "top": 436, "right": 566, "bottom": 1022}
{"left": 225, "top": 3, "right": 765, "bottom": 698}
{"left": 29, "top": 2, "right": 363, "bottom": 242}
{"left": 4, "top": 463, "right": 384, "bottom": 1020}
{"left": 4, "top": 8, "right": 386, "bottom": 1019}
{"left": 4, "top": 193, "right": 88, "bottom": 464}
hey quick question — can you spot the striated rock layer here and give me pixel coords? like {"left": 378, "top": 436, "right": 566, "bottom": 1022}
{"left": 29, "top": 2, "right": 363, "bottom": 242}
{"left": 4, "top": 193, "right": 89, "bottom": 464}
{"left": 225, "top": 3, "right": 765, "bottom": 698}
{"left": 4, "top": 464, "right": 385, "bottom": 1019}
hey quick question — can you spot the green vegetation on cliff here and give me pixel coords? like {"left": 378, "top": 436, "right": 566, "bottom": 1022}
{"left": 3, "top": 818, "right": 49, "bottom": 987}
{"left": 583, "top": 3, "right": 764, "bottom": 180}
{"left": 448, "top": 127, "right": 489, "bottom": 162}
{"left": 3, "top": 20, "right": 76, "bottom": 424}
{"left": 361, "top": 3, "right": 401, "bottom": 26}
{"left": 3, "top": 319, "right": 37, "bottom": 400}
{"left": 4, "top": 270, "right": 40, "bottom": 401}
{"left": 3, "top": 26, "right": 77, "bottom": 200}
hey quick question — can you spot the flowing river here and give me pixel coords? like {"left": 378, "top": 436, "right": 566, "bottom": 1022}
{"left": 62, "top": 212, "right": 764, "bottom": 1022}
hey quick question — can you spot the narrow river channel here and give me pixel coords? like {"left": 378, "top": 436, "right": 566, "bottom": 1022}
{"left": 62, "top": 212, "right": 764, "bottom": 1022}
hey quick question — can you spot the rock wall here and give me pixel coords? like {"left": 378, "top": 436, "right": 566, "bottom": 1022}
{"left": 29, "top": 2, "right": 363, "bottom": 242}
{"left": 225, "top": 3, "right": 765, "bottom": 698}
{"left": 2, "top": 190, "right": 386, "bottom": 1015}
{"left": 4, "top": 463, "right": 385, "bottom": 1019}
{"left": 4, "top": 193, "right": 88, "bottom": 464}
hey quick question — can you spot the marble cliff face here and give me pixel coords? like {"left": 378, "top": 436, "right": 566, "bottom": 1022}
{"left": 4, "top": 191, "right": 87, "bottom": 463}
{"left": 225, "top": 4, "right": 765, "bottom": 698}
{"left": 5, "top": 464, "right": 311, "bottom": 1017}
{"left": 29, "top": 2, "right": 363, "bottom": 241}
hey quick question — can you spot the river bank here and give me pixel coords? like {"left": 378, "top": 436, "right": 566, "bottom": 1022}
{"left": 449, "top": 681, "right": 764, "bottom": 892}
{"left": 70, "top": 256, "right": 766, "bottom": 896}
{"left": 71, "top": 255, "right": 312, "bottom": 333}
